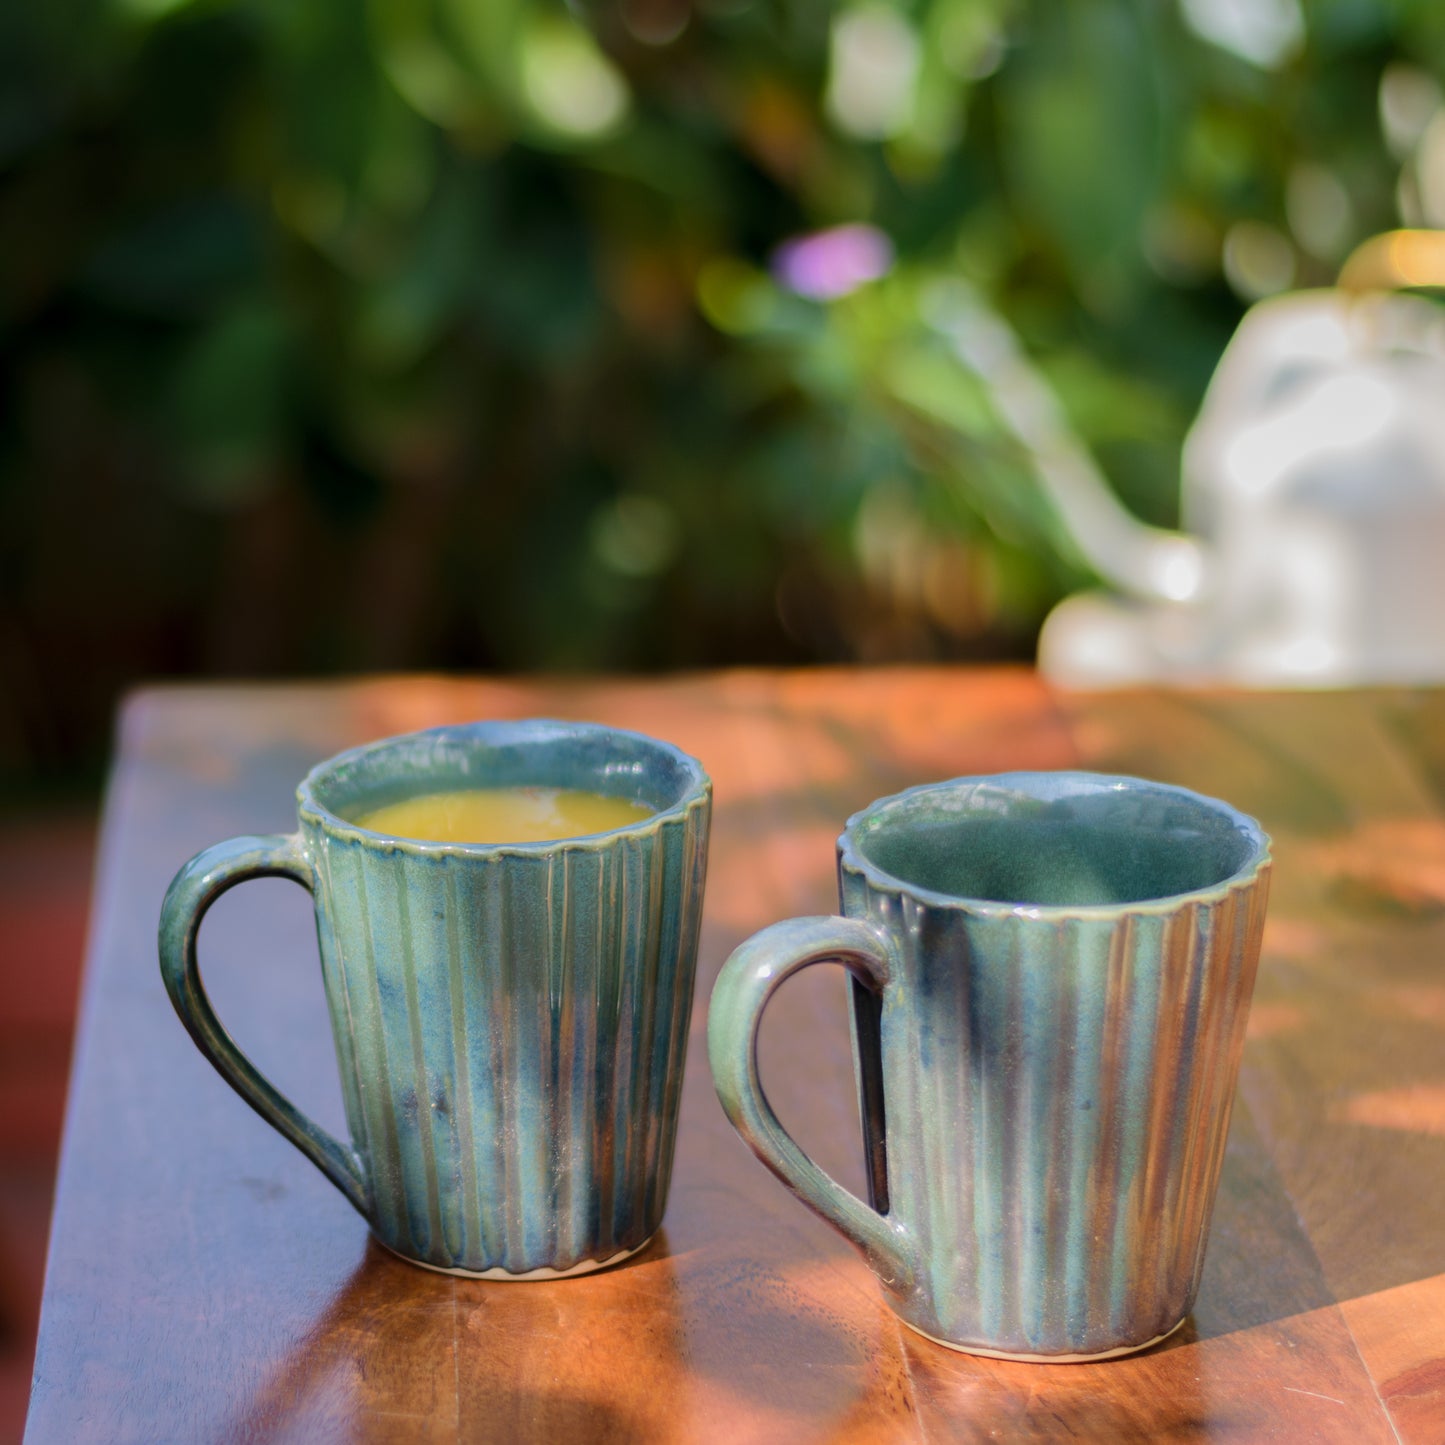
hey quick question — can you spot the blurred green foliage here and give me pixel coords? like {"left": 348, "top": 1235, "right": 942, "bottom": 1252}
{"left": 2, "top": 0, "right": 1442, "bottom": 777}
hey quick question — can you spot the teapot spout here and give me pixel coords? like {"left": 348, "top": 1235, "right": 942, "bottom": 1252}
{"left": 928, "top": 282, "right": 1213, "bottom": 605}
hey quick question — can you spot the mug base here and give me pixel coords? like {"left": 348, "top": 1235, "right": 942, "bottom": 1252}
{"left": 899, "top": 1312, "right": 1187, "bottom": 1363}
{"left": 374, "top": 1231, "right": 658, "bottom": 1281}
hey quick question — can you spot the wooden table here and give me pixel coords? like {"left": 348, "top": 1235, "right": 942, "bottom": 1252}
{"left": 24, "top": 671, "right": 1445, "bottom": 1443}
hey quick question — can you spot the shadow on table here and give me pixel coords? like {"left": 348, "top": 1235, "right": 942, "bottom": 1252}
{"left": 218, "top": 1227, "right": 929, "bottom": 1442}
{"left": 217, "top": 1233, "right": 694, "bottom": 1443}
{"left": 1184, "top": 1099, "right": 1340, "bottom": 1342}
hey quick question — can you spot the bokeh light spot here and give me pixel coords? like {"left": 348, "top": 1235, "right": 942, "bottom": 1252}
{"left": 523, "top": 21, "right": 631, "bottom": 139}
{"left": 591, "top": 496, "right": 680, "bottom": 577}
{"left": 772, "top": 225, "right": 893, "bottom": 302}
{"left": 1222, "top": 220, "right": 1295, "bottom": 301}
{"left": 1178, "top": 0, "right": 1303, "bottom": 71}
{"left": 826, "top": 6, "right": 921, "bottom": 140}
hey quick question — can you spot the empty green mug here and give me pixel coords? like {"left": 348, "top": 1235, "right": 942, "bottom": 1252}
{"left": 709, "top": 771, "right": 1270, "bottom": 1360}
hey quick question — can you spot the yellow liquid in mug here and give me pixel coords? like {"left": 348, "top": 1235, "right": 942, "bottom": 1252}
{"left": 356, "top": 787, "right": 654, "bottom": 844}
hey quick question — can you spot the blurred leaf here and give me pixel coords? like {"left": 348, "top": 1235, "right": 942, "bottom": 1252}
{"left": 81, "top": 195, "right": 264, "bottom": 316}
{"left": 997, "top": 0, "right": 1162, "bottom": 287}
{"left": 166, "top": 301, "right": 292, "bottom": 503}
{"left": 440, "top": 0, "right": 528, "bottom": 102}
{"left": 370, "top": 0, "right": 497, "bottom": 131}
{"left": 1039, "top": 350, "right": 1183, "bottom": 443}
{"left": 467, "top": 173, "right": 604, "bottom": 362}
{"left": 353, "top": 175, "right": 487, "bottom": 368}
{"left": 881, "top": 343, "right": 999, "bottom": 436}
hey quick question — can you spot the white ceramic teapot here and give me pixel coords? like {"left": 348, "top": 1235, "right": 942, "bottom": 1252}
{"left": 1011, "top": 234, "right": 1445, "bottom": 686}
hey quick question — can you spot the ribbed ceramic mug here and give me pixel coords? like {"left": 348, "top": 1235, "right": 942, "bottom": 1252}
{"left": 160, "top": 720, "right": 711, "bottom": 1279}
{"left": 709, "top": 771, "right": 1270, "bottom": 1360}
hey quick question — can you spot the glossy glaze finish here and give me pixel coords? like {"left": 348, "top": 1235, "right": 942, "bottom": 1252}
{"left": 160, "top": 720, "right": 711, "bottom": 1276}
{"left": 711, "top": 771, "right": 1271, "bottom": 1359}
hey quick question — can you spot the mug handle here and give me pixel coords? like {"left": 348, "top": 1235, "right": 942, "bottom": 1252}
{"left": 707, "top": 916, "right": 915, "bottom": 1292}
{"left": 158, "top": 834, "right": 371, "bottom": 1218}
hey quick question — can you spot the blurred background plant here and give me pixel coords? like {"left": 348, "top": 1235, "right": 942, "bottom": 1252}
{"left": 3, "top": 0, "right": 1443, "bottom": 792}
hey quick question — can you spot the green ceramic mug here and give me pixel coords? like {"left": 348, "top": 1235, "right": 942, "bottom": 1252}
{"left": 159, "top": 720, "right": 711, "bottom": 1278}
{"left": 709, "top": 771, "right": 1271, "bottom": 1360}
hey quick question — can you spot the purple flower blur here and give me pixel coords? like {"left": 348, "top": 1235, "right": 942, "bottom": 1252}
{"left": 772, "top": 223, "right": 895, "bottom": 301}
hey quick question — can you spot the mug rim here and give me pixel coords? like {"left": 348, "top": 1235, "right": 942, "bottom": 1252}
{"left": 296, "top": 718, "right": 711, "bottom": 858}
{"left": 839, "top": 769, "right": 1271, "bottom": 919}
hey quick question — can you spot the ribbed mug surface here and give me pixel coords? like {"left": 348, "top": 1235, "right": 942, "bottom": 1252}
{"left": 709, "top": 771, "right": 1270, "bottom": 1360}
{"left": 161, "top": 720, "right": 711, "bottom": 1279}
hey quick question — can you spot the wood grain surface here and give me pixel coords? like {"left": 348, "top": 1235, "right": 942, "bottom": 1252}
{"left": 23, "top": 671, "right": 1445, "bottom": 1443}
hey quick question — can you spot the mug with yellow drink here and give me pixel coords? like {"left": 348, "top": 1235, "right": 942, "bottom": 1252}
{"left": 159, "top": 719, "right": 711, "bottom": 1278}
